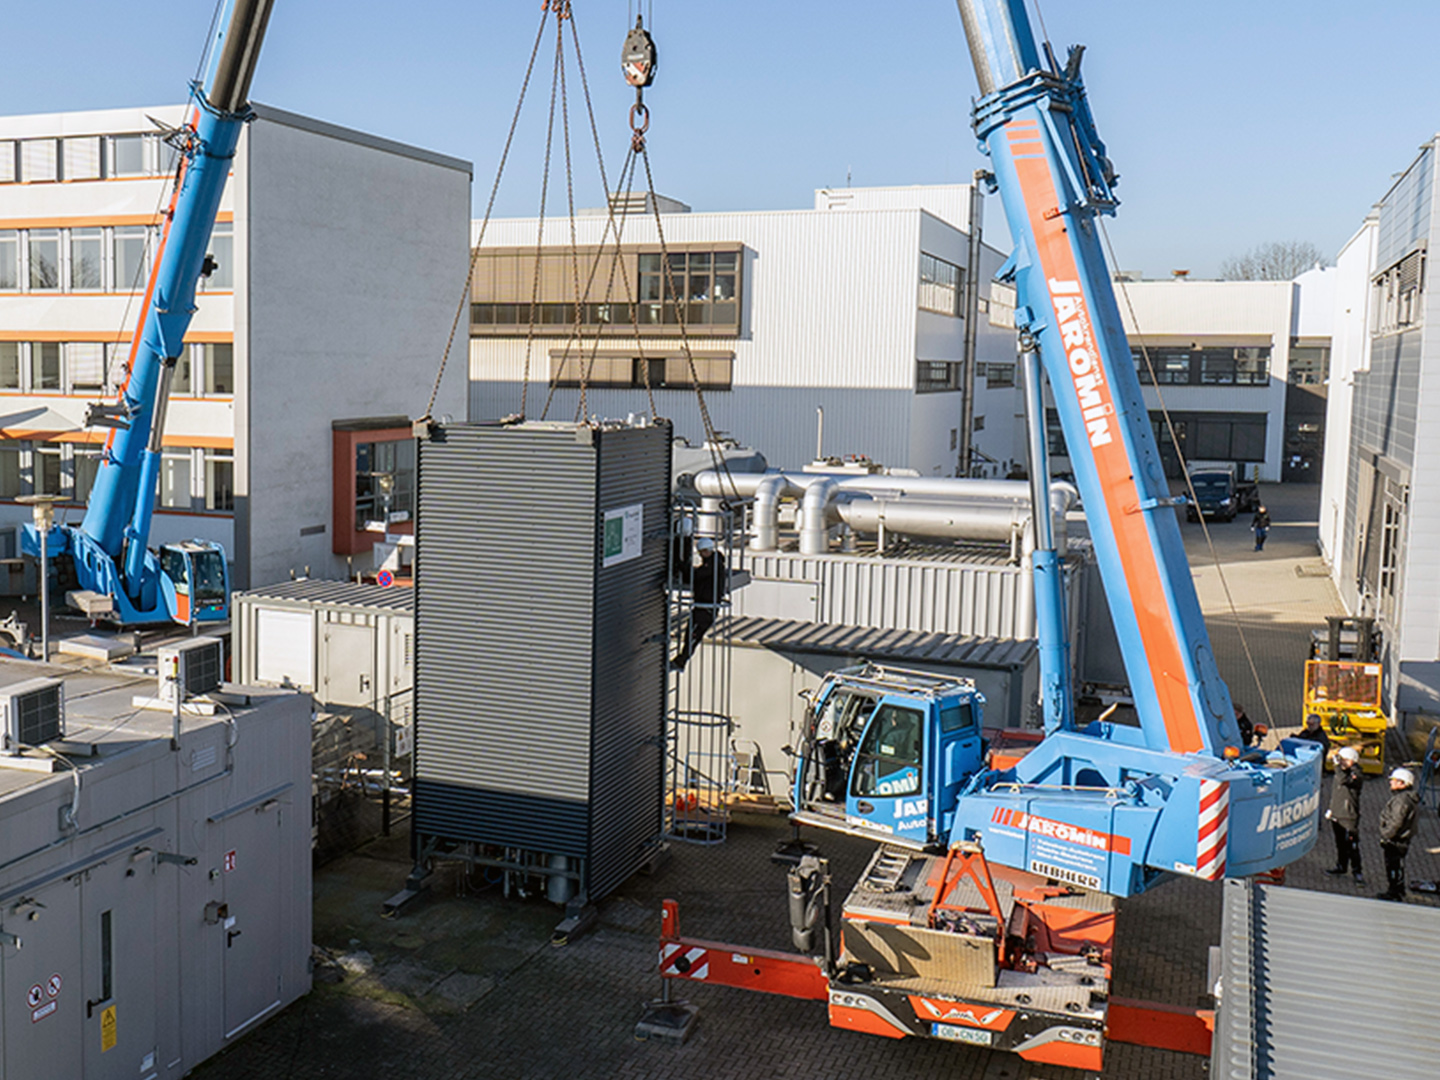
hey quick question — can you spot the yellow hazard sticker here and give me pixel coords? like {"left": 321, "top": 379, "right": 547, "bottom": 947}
{"left": 101, "top": 1005, "right": 117, "bottom": 1052}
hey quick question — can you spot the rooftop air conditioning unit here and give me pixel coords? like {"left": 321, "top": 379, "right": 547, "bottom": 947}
{"left": 1, "top": 677, "right": 65, "bottom": 755}
{"left": 159, "top": 637, "right": 224, "bottom": 702}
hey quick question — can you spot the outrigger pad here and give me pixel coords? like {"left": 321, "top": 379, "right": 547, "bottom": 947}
{"left": 634, "top": 1001, "right": 699, "bottom": 1044}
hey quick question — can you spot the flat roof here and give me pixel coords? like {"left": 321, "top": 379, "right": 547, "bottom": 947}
{"left": 237, "top": 578, "right": 414, "bottom": 613}
{"left": 722, "top": 615, "right": 1035, "bottom": 669}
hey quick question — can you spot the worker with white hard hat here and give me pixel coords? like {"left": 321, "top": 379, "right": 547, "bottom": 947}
{"left": 1376, "top": 766, "right": 1419, "bottom": 901}
{"left": 1324, "top": 746, "right": 1365, "bottom": 884}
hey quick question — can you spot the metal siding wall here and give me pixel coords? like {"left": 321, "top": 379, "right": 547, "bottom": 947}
{"left": 587, "top": 424, "right": 671, "bottom": 898}
{"left": 414, "top": 426, "right": 598, "bottom": 853}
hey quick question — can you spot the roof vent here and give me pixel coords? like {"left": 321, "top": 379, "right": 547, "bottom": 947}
{"left": 1, "top": 677, "right": 65, "bottom": 755}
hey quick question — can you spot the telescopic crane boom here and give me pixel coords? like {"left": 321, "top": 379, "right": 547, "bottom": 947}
{"left": 23, "top": 0, "right": 275, "bottom": 626}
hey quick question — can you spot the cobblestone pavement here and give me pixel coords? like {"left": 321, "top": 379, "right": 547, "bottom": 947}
{"left": 196, "top": 482, "right": 1437, "bottom": 1080}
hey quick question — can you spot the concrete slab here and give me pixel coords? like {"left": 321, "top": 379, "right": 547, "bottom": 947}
{"left": 58, "top": 633, "right": 135, "bottom": 661}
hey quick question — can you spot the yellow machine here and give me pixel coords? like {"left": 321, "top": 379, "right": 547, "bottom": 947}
{"left": 1303, "top": 660, "right": 1387, "bottom": 774}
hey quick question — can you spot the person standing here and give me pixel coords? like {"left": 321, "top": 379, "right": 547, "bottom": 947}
{"left": 671, "top": 538, "right": 728, "bottom": 672}
{"left": 1324, "top": 746, "right": 1364, "bottom": 883}
{"left": 1295, "top": 713, "right": 1332, "bottom": 758}
{"left": 1251, "top": 504, "right": 1271, "bottom": 551}
{"left": 1377, "top": 766, "right": 1419, "bottom": 901}
{"left": 1233, "top": 703, "right": 1255, "bottom": 747}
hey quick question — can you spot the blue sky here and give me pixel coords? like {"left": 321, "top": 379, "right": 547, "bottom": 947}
{"left": 7, "top": 1, "right": 1439, "bottom": 278}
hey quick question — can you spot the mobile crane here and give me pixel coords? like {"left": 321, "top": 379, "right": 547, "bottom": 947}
{"left": 21, "top": 0, "right": 275, "bottom": 626}
{"left": 649, "top": 2, "right": 1322, "bottom": 1068}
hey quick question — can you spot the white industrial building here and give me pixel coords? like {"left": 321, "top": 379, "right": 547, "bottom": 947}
{"left": 468, "top": 184, "right": 1024, "bottom": 478}
{"left": 1047, "top": 273, "right": 1334, "bottom": 484}
{"left": 0, "top": 104, "right": 470, "bottom": 591}
{"left": 1319, "top": 136, "right": 1440, "bottom": 724}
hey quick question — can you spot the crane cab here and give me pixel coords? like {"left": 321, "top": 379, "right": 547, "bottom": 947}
{"left": 158, "top": 540, "right": 230, "bottom": 624}
{"left": 790, "top": 664, "right": 986, "bottom": 849}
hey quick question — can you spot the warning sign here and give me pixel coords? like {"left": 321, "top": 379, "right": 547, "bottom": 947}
{"left": 31, "top": 1001, "right": 56, "bottom": 1023}
{"left": 26, "top": 984, "right": 42, "bottom": 1008}
{"left": 101, "top": 1005, "right": 117, "bottom": 1052}
{"left": 224, "top": 850, "right": 237, "bottom": 873}
{"left": 46, "top": 973, "right": 61, "bottom": 997}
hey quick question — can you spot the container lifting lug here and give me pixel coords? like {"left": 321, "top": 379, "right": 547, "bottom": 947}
{"left": 622, "top": 17, "right": 657, "bottom": 88}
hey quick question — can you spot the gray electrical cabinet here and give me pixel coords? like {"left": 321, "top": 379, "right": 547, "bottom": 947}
{"left": 413, "top": 419, "right": 671, "bottom": 903}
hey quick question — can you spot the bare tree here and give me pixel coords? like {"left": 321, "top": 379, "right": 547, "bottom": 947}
{"left": 1219, "top": 240, "right": 1328, "bottom": 281}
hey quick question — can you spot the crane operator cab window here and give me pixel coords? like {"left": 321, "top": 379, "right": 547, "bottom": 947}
{"left": 852, "top": 704, "right": 924, "bottom": 798}
{"left": 811, "top": 689, "right": 876, "bottom": 802}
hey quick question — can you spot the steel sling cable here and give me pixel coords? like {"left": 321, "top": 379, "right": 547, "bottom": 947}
{"left": 422, "top": 7, "right": 550, "bottom": 423}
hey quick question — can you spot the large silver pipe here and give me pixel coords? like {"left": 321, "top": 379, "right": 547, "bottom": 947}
{"left": 799, "top": 478, "right": 841, "bottom": 555}
{"left": 835, "top": 497, "right": 1027, "bottom": 543}
{"left": 690, "top": 469, "right": 1077, "bottom": 514}
{"left": 750, "top": 474, "right": 802, "bottom": 552}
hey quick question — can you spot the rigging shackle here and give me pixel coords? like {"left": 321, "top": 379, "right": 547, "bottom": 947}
{"left": 622, "top": 16, "right": 657, "bottom": 88}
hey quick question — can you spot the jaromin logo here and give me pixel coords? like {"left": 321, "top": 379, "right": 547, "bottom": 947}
{"left": 1048, "top": 279, "right": 1113, "bottom": 448}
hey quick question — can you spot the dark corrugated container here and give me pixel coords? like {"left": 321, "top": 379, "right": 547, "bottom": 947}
{"left": 413, "top": 420, "right": 671, "bottom": 902}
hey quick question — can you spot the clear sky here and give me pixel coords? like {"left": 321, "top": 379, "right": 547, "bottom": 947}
{"left": 7, "top": 1, "right": 1440, "bottom": 279}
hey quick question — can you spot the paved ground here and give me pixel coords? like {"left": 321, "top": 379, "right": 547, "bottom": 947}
{"left": 194, "top": 482, "right": 1439, "bottom": 1080}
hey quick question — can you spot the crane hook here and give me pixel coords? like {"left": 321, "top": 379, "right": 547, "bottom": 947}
{"left": 621, "top": 16, "right": 657, "bottom": 88}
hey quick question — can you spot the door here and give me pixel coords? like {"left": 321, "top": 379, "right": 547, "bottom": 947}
{"left": 81, "top": 855, "right": 159, "bottom": 1079}
{"left": 221, "top": 805, "right": 284, "bottom": 1039}
{"left": 934, "top": 699, "right": 984, "bottom": 838}
{"left": 1, "top": 877, "right": 82, "bottom": 1080}
{"left": 847, "top": 700, "right": 930, "bottom": 845}
{"left": 321, "top": 620, "right": 376, "bottom": 707}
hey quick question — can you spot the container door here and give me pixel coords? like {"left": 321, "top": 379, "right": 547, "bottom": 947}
{"left": 1, "top": 877, "right": 82, "bottom": 1080}
{"left": 320, "top": 620, "right": 376, "bottom": 708}
{"left": 221, "top": 806, "right": 284, "bottom": 1039}
{"left": 847, "top": 700, "right": 930, "bottom": 844}
{"left": 254, "top": 608, "right": 314, "bottom": 689}
{"left": 81, "top": 855, "right": 159, "bottom": 1078}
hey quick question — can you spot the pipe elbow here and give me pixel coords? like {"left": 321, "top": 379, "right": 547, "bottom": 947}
{"left": 799, "top": 479, "right": 841, "bottom": 555}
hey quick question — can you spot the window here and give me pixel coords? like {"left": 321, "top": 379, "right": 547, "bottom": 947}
{"left": 160, "top": 451, "right": 192, "bottom": 509}
{"left": 940, "top": 702, "right": 976, "bottom": 733}
{"left": 73, "top": 449, "right": 101, "bottom": 502}
{"left": 0, "top": 141, "right": 15, "bottom": 184}
{"left": 204, "top": 450, "right": 234, "bottom": 511}
{"left": 985, "top": 363, "right": 1015, "bottom": 388}
{"left": 548, "top": 351, "right": 733, "bottom": 391}
{"left": 1373, "top": 249, "right": 1425, "bottom": 335}
{"left": 916, "top": 361, "right": 959, "bottom": 393}
{"left": 34, "top": 445, "right": 63, "bottom": 496}
{"left": 1288, "top": 345, "right": 1330, "bottom": 385}
{"left": 20, "top": 140, "right": 58, "bottom": 183}
{"left": 0, "top": 344, "right": 18, "bottom": 389}
{"left": 1133, "top": 346, "right": 1268, "bottom": 386}
{"left": 107, "top": 343, "right": 130, "bottom": 391}
{"left": 919, "top": 253, "right": 963, "bottom": 316}
{"left": 0, "top": 445, "right": 20, "bottom": 497}
{"left": 852, "top": 704, "right": 923, "bottom": 798}
{"left": 203, "top": 343, "right": 233, "bottom": 394}
{"left": 108, "top": 134, "right": 150, "bottom": 178}
{"left": 0, "top": 231, "right": 17, "bottom": 289}
{"left": 355, "top": 439, "right": 415, "bottom": 526}
{"left": 28, "top": 230, "right": 60, "bottom": 290}
{"left": 113, "top": 226, "right": 150, "bottom": 290}
{"left": 70, "top": 228, "right": 103, "bottom": 290}
{"left": 30, "top": 343, "right": 61, "bottom": 390}
{"left": 974, "top": 415, "right": 985, "bottom": 432}
{"left": 99, "top": 910, "right": 113, "bottom": 1004}
{"left": 202, "top": 222, "right": 234, "bottom": 290}
{"left": 63, "top": 137, "right": 102, "bottom": 181}
{"left": 171, "top": 349, "right": 192, "bottom": 394}
{"left": 66, "top": 343, "right": 105, "bottom": 394}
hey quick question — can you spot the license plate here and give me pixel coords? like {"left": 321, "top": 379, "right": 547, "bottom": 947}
{"left": 932, "top": 1022, "right": 992, "bottom": 1046}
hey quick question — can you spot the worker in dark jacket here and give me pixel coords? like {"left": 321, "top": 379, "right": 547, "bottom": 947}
{"left": 1377, "top": 766, "right": 1419, "bottom": 901}
{"left": 1324, "top": 746, "right": 1364, "bottom": 883}
{"left": 1233, "top": 703, "right": 1255, "bottom": 747}
{"left": 672, "top": 538, "right": 728, "bottom": 672}
{"left": 1295, "top": 714, "right": 1331, "bottom": 758}
{"left": 1251, "top": 505, "right": 1271, "bottom": 551}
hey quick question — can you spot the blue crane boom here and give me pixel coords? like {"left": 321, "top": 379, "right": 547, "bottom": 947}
{"left": 23, "top": 0, "right": 274, "bottom": 626}
{"left": 788, "top": 1, "right": 1323, "bottom": 899}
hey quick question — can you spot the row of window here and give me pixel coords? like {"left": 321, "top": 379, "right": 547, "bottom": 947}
{"left": 0, "top": 133, "right": 178, "bottom": 185}
{"left": 0, "top": 341, "right": 233, "bottom": 396}
{"left": 918, "top": 253, "right": 963, "bottom": 317}
{"left": 1373, "top": 248, "right": 1424, "bottom": 336}
{"left": 1131, "top": 346, "right": 1270, "bottom": 386}
{"left": 0, "top": 441, "right": 233, "bottom": 510}
{"left": 1047, "top": 409, "right": 1268, "bottom": 475}
{"left": 548, "top": 353, "right": 733, "bottom": 390}
{"left": 915, "top": 360, "right": 1014, "bottom": 394}
{"left": 0, "top": 223, "right": 233, "bottom": 293}
{"left": 471, "top": 300, "right": 738, "bottom": 329}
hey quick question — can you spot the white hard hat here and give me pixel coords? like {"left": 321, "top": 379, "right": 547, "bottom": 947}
{"left": 694, "top": 536, "right": 716, "bottom": 553}
{"left": 1391, "top": 767, "right": 1415, "bottom": 787}
{"left": 1337, "top": 746, "right": 1360, "bottom": 764}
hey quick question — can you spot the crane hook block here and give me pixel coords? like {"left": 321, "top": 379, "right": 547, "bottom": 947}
{"left": 622, "top": 18, "right": 657, "bottom": 88}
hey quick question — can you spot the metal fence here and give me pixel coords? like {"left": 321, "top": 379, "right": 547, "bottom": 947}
{"left": 312, "top": 688, "right": 413, "bottom": 863}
